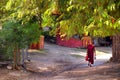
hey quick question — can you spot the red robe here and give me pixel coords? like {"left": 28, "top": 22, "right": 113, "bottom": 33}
{"left": 87, "top": 44, "right": 95, "bottom": 64}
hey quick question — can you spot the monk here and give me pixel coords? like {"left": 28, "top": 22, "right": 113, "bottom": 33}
{"left": 86, "top": 42, "right": 96, "bottom": 67}
{"left": 81, "top": 34, "right": 92, "bottom": 48}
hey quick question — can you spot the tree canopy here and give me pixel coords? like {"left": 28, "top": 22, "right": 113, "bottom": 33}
{"left": 41, "top": 0, "right": 120, "bottom": 38}
{"left": 55, "top": 0, "right": 120, "bottom": 37}
{"left": 0, "top": 0, "right": 120, "bottom": 37}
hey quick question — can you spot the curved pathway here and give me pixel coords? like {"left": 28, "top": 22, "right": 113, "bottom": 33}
{"left": 26, "top": 42, "right": 112, "bottom": 73}
{"left": 1, "top": 42, "right": 120, "bottom": 80}
{"left": 42, "top": 42, "right": 112, "bottom": 67}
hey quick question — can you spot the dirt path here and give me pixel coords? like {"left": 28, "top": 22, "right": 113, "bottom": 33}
{"left": 31, "top": 42, "right": 112, "bottom": 66}
{"left": 1, "top": 42, "right": 120, "bottom": 80}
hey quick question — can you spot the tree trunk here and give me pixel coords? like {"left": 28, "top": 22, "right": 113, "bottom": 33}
{"left": 13, "top": 47, "right": 18, "bottom": 69}
{"left": 13, "top": 46, "right": 21, "bottom": 70}
{"left": 111, "top": 34, "right": 120, "bottom": 62}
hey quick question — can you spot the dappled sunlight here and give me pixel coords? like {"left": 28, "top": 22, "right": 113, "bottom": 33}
{"left": 70, "top": 51, "right": 86, "bottom": 57}
{"left": 70, "top": 48, "right": 112, "bottom": 60}
{"left": 84, "top": 79, "right": 90, "bottom": 80}
{"left": 96, "top": 50, "right": 112, "bottom": 59}
{"left": 26, "top": 43, "right": 116, "bottom": 79}
{"left": 38, "top": 67, "right": 48, "bottom": 71}
{"left": 28, "top": 49, "right": 47, "bottom": 53}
